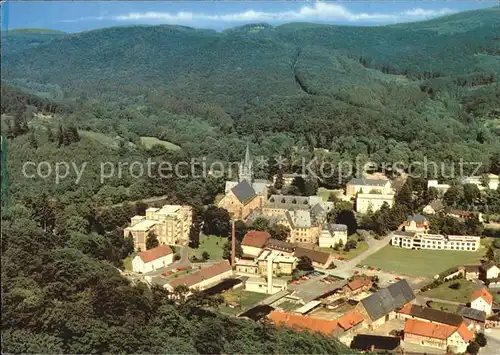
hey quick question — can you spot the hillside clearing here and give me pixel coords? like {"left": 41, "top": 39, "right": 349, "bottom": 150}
{"left": 140, "top": 136, "right": 181, "bottom": 150}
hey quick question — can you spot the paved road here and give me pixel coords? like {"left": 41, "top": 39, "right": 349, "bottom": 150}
{"left": 484, "top": 329, "right": 500, "bottom": 355}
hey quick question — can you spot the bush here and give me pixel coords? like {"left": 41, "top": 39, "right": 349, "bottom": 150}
{"left": 475, "top": 333, "right": 487, "bottom": 347}
{"left": 174, "top": 254, "right": 181, "bottom": 261}
{"left": 449, "top": 282, "right": 461, "bottom": 290}
{"left": 467, "top": 341, "right": 480, "bottom": 355}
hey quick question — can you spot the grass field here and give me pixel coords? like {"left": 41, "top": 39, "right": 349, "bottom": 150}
{"left": 428, "top": 301, "right": 458, "bottom": 313}
{"left": 420, "top": 279, "right": 480, "bottom": 303}
{"left": 317, "top": 236, "right": 369, "bottom": 260}
{"left": 79, "top": 130, "right": 118, "bottom": 147}
{"left": 189, "top": 235, "right": 225, "bottom": 261}
{"left": 218, "top": 289, "right": 268, "bottom": 315}
{"left": 362, "top": 245, "right": 484, "bottom": 277}
{"left": 140, "top": 136, "right": 181, "bottom": 150}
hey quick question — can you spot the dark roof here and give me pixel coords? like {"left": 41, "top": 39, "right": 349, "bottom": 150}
{"left": 463, "top": 265, "right": 480, "bottom": 273}
{"left": 294, "top": 247, "right": 331, "bottom": 265}
{"left": 361, "top": 279, "right": 415, "bottom": 321}
{"left": 481, "top": 261, "right": 499, "bottom": 271}
{"left": 266, "top": 239, "right": 296, "bottom": 253}
{"left": 231, "top": 180, "right": 256, "bottom": 204}
{"left": 327, "top": 223, "right": 348, "bottom": 232}
{"left": 429, "top": 199, "right": 445, "bottom": 212}
{"left": 351, "top": 334, "right": 401, "bottom": 351}
{"left": 405, "top": 305, "right": 463, "bottom": 326}
{"left": 392, "top": 231, "right": 416, "bottom": 238}
{"left": 457, "top": 305, "right": 486, "bottom": 323}
{"left": 406, "top": 213, "right": 427, "bottom": 223}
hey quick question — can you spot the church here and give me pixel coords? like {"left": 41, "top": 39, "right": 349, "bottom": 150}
{"left": 218, "top": 145, "right": 269, "bottom": 220}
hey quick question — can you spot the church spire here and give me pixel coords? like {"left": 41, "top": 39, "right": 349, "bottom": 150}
{"left": 239, "top": 143, "right": 253, "bottom": 183}
{"left": 244, "top": 143, "right": 251, "bottom": 167}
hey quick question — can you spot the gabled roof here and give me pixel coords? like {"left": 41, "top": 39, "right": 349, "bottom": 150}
{"left": 338, "top": 312, "right": 364, "bottom": 330}
{"left": 406, "top": 213, "right": 427, "bottom": 223}
{"left": 348, "top": 178, "right": 389, "bottom": 187}
{"left": 480, "top": 261, "right": 499, "bottom": 272}
{"left": 327, "top": 223, "right": 348, "bottom": 233}
{"left": 404, "top": 319, "right": 456, "bottom": 340}
{"left": 472, "top": 288, "right": 493, "bottom": 305}
{"left": 457, "top": 305, "right": 487, "bottom": 323}
{"left": 241, "top": 230, "right": 271, "bottom": 248}
{"left": 168, "top": 260, "right": 232, "bottom": 289}
{"left": 231, "top": 179, "right": 257, "bottom": 204}
{"left": 266, "top": 239, "right": 296, "bottom": 253}
{"left": 294, "top": 247, "right": 331, "bottom": 265}
{"left": 457, "top": 322, "right": 475, "bottom": 342}
{"left": 347, "top": 277, "right": 372, "bottom": 292}
{"left": 428, "top": 199, "right": 445, "bottom": 212}
{"left": 137, "top": 245, "right": 173, "bottom": 263}
{"left": 399, "top": 305, "right": 463, "bottom": 326}
{"left": 360, "top": 279, "right": 415, "bottom": 321}
{"left": 350, "top": 335, "right": 401, "bottom": 351}
{"left": 268, "top": 311, "right": 339, "bottom": 335}
{"left": 462, "top": 265, "right": 481, "bottom": 273}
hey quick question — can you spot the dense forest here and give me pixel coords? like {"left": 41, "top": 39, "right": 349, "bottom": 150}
{"left": 1, "top": 6, "right": 499, "bottom": 353}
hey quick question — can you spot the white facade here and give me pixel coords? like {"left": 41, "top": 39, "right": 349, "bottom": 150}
{"left": 244, "top": 277, "right": 288, "bottom": 294}
{"left": 391, "top": 233, "right": 480, "bottom": 251}
{"left": 132, "top": 253, "right": 174, "bottom": 273}
{"left": 356, "top": 193, "right": 394, "bottom": 213}
{"left": 471, "top": 297, "right": 492, "bottom": 316}
{"left": 485, "top": 265, "right": 500, "bottom": 280}
{"left": 462, "top": 174, "right": 499, "bottom": 191}
{"left": 242, "top": 245, "right": 264, "bottom": 258}
{"left": 318, "top": 228, "right": 348, "bottom": 248}
{"left": 427, "top": 180, "right": 450, "bottom": 195}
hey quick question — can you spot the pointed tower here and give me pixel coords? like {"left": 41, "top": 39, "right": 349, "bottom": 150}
{"left": 239, "top": 143, "right": 253, "bottom": 183}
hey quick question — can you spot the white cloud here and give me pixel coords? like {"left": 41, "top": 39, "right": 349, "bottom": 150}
{"left": 63, "top": 3, "right": 457, "bottom": 24}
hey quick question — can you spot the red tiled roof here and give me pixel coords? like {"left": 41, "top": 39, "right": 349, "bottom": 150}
{"left": 241, "top": 230, "right": 271, "bottom": 248}
{"left": 138, "top": 245, "right": 173, "bottom": 263}
{"left": 404, "top": 319, "right": 456, "bottom": 340}
{"left": 268, "top": 311, "right": 339, "bottom": 335}
{"left": 168, "top": 260, "right": 232, "bottom": 289}
{"left": 457, "top": 322, "right": 474, "bottom": 342}
{"left": 398, "top": 303, "right": 413, "bottom": 315}
{"left": 347, "top": 277, "right": 372, "bottom": 291}
{"left": 472, "top": 288, "right": 493, "bottom": 305}
{"left": 338, "top": 312, "right": 364, "bottom": 330}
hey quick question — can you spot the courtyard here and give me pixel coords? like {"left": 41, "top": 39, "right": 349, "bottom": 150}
{"left": 420, "top": 279, "right": 481, "bottom": 303}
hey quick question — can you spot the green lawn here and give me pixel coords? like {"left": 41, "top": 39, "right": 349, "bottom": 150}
{"left": 317, "top": 187, "right": 336, "bottom": 202}
{"left": 140, "top": 136, "right": 181, "bottom": 150}
{"left": 420, "top": 279, "right": 479, "bottom": 303}
{"left": 123, "top": 253, "right": 137, "bottom": 271}
{"left": 317, "top": 236, "right": 369, "bottom": 260}
{"left": 363, "top": 245, "right": 485, "bottom": 277}
{"left": 427, "top": 301, "right": 458, "bottom": 313}
{"left": 189, "top": 235, "right": 225, "bottom": 261}
{"left": 218, "top": 289, "right": 269, "bottom": 315}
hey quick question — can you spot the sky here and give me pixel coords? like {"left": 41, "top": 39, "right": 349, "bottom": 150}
{"left": 1, "top": 1, "right": 497, "bottom": 33}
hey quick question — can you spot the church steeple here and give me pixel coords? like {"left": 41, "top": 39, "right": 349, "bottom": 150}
{"left": 239, "top": 143, "right": 253, "bottom": 183}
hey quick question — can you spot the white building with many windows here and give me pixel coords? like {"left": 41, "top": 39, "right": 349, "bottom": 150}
{"left": 391, "top": 232, "right": 480, "bottom": 252}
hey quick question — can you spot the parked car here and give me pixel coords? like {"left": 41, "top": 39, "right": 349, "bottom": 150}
{"left": 301, "top": 276, "right": 309, "bottom": 281}
{"left": 395, "top": 277, "right": 401, "bottom": 280}
{"left": 293, "top": 280, "right": 300, "bottom": 285}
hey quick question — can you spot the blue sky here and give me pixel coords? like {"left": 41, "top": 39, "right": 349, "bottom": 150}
{"left": 2, "top": 1, "right": 497, "bottom": 32}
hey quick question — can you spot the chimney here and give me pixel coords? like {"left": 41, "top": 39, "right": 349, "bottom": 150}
{"left": 231, "top": 219, "right": 236, "bottom": 265}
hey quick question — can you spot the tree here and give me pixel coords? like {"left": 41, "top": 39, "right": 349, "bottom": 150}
{"left": 234, "top": 220, "right": 249, "bottom": 242}
{"left": 203, "top": 206, "right": 230, "bottom": 237}
{"left": 296, "top": 256, "right": 314, "bottom": 271}
{"left": 463, "top": 183, "right": 481, "bottom": 207}
{"left": 122, "top": 233, "right": 135, "bottom": 256}
{"left": 344, "top": 240, "right": 357, "bottom": 251}
{"left": 28, "top": 131, "right": 38, "bottom": 149}
{"left": 449, "top": 282, "right": 461, "bottom": 290}
{"left": 146, "top": 231, "right": 159, "bottom": 250}
{"left": 222, "top": 239, "right": 243, "bottom": 260}
{"left": 443, "top": 184, "right": 464, "bottom": 207}
{"left": 274, "top": 171, "right": 284, "bottom": 190}
{"left": 466, "top": 341, "right": 480, "bottom": 355}
{"left": 269, "top": 224, "right": 290, "bottom": 242}
{"left": 336, "top": 209, "right": 357, "bottom": 236}
{"left": 475, "top": 333, "right": 487, "bottom": 347}
{"left": 251, "top": 217, "right": 270, "bottom": 232}
{"left": 201, "top": 251, "right": 210, "bottom": 261}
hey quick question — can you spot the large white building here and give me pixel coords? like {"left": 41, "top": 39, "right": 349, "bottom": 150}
{"left": 391, "top": 232, "right": 480, "bottom": 252}
{"left": 356, "top": 193, "right": 394, "bottom": 213}
{"left": 318, "top": 224, "right": 348, "bottom": 248}
{"left": 132, "top": 245, "right": 174, "bottom": 273}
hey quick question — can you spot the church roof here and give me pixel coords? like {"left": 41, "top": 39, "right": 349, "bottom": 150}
{"left": 231, "top": 180, "right": 256, "bottom": 205}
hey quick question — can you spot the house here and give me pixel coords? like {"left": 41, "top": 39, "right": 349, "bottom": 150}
{"left": 486, "top": 313, "right": 500, "bottom": 329}
{"left": 164, "top": 260, "right": 233, "bottom": 293}
{"left": 391, "top": 232, "right": 480, "bottom": 252}
{"left": 241, "top": 230, "right": 271, "bottom": 257}
{"left": 448, "top": 210, "right": 484, "bottom": 222}
{"left": 423, "top": 199, "right": 445, "bottom": 215}
{"left": 355, "top": 193, "right": 395, "bottom": 214}
{"left": 244, "top": 277, "right": 288, "bottom": 294}
{"left": 346, "top": 178, "right": 393, "bottom": 197}
{"left": 403, "top": 213, "right": 429, "bottom": 233}
{"left": 488, "top": 278, "right": 500, "bottom": 288}
{"left": 344, "top": 277, "right": 373, "bottom": 296}
{"left": 355, "top": 279, "right": 415, "bottom": 330}
{"left": 403, "top": 318, "right": 473, "bottom": 353}
{"left": 132, "top": 245, "right": 174, "bottom": 273}
{"left": 460, "top": 265, "right": 480, "bottom": 281}
{"left": 318, "top": 224, "right": 348, "bottom": 248}
{"left": 462, "top": 174, "right": 499, "bottom": 191}
{"left": 480, "top": 261, "right": 500, "bottom": 281}
{"left": 427, "top": 180, "right": 450, "bottom": 195}
{"left": 257, "top": 250, "right": 297, "bottom": 276}
{"left": 337, "top": 311, "right": 366, "bottom": 336}
{"left": 397, "top": 304, "right": 464, "bottom": 328}
{"left": 457, "top": 305, "right": 486, "bottom": 331}
{"left": 268, "top": 311, "right": 341, "bottom": 337}
{"left": 234, "top": 259, "right": 259, "bottom": 275}
{"left": 218, "top": 145, "right": 268, "bottom": 219}
{"left": 266, "top": 239, "right": 296, "bottom": 255}
{"left": 350, "top": 335, "right": 402, "bottom": 353}
{"left": 124, "top": 204, "right": 192, "bottom": 250}
{"left": 471, "top": 288, "right": 493, "bottom": 315}
{"left": 293, "top": 247, "right": 335, "bottom": 269}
